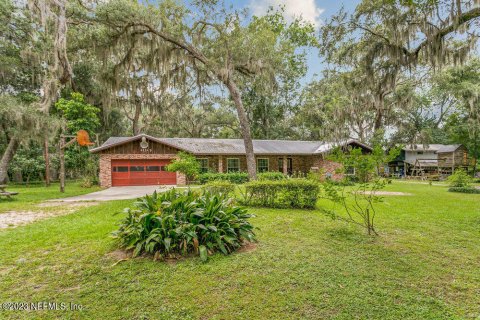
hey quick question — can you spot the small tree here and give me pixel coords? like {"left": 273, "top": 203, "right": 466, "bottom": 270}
{"left": 322, "top": 146, "right": 399, "bottom": 235}
{"left": 166, "top": 152, "right": 200, "bottom": 184}
{"left": 55, "top": 92, "right": 100, "bottom": 181}
{"left": 447, "top": 169, "right": 472, "bottom": 188}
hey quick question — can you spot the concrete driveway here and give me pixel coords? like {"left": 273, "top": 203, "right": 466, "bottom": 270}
{"left": 51, "top": 186, "right": 174, "bottom": 202}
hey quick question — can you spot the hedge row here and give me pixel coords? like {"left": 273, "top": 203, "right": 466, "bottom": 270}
{"left": 198, "top": 172, "right": 249, "bottom": 184}
{"left": 198, "top": 171, "right": 287, "bottom": 184}
{"left": 257, "top": 172, "right": 286, "bottom": 181}
{"left": 448, "top": 187, "right": 480, "bottom": 194}
{"left": 240, "top": 179, "right": 320, "bottom": 209}
{"left": 202, "top": 180, "right": 236, "bottom": 196}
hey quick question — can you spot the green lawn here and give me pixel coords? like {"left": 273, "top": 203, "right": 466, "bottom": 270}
{"left": 0, "top": 182, "right": 479, "bottom": 319}
{"left": 0, "top": 182, "right": 101, "bottom": 213}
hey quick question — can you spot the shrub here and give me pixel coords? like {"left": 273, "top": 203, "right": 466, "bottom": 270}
{"left": 113, "top": 189, "right": 256, "bottom": 261}
{"left": 448, "top": 187, "right": 480, "bottom": 194}
{"left": 447, "top": 169, "right": 473, "bottom": 188}
{"left": 202, "top": 180, "right": 236, "bottom": 196}
{"left": 198, "top": 172, "right": 249, "bottom": 184}
{"left": 322, "top": 178, "right": 387, "bottom": 236}
{"left": 257, "top": 172, "right": 286, "bottom": 181}
{"left": 166, "top": 152, "right": 200, "bottom": 182}
{"left": 240, "top": 179, "right": 320, "bottom": 209}
{"left": 80, "top": 176, "right": 94, "bottom": 188}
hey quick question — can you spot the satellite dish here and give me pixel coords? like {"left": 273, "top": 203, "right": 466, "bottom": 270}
{"left": 140, "top": 136, "right": 149, "bottom": 149}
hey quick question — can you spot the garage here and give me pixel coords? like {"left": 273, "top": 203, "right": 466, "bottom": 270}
{"left": 111, "top": 159, "right": 176, "bottom": 186}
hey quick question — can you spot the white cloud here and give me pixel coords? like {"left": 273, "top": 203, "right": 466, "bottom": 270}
{"left": 249, "top": 0, "right": 324, "bottom": 27}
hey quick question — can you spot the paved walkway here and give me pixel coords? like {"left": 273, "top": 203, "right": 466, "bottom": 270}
{"left": 50, "top": 185, "right": 174, "bottom": 202}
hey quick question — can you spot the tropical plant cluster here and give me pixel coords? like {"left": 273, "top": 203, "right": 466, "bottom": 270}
{"left": 240, "top": 179, "right": 320, "bottom": 209}
{"left": 113, "top": 189, "right": 256, "bottom": 261}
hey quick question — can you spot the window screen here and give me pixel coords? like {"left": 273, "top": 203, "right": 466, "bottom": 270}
{"left": 257, "top": 158, "right": 269, "bottom": 172}
{"left": 227, "top": 158, "right": 240, "bottom": 172}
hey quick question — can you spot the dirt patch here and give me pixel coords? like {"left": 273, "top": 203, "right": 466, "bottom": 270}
{"left": 0, "top": 202, "right": 98, "bottom": 229}
{"left": 358, "top": 191, "right": 412, "bottom": 196}
{"left": 37, "top": 201, "right": 98, "bottom": 208}
{"left": 236, "top": 242, "right": 257, "bottom": 254}
{"left": 106, "top": 249, "right": 132, "bottom": 260}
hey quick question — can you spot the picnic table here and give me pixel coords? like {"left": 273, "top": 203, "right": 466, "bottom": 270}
{"left": 0, "top": 185, "right": 18, "bottom": 199}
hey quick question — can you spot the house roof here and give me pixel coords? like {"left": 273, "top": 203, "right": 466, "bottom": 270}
{"left": 403, "top": 144, "right": 462, "bottom": 153}
{"left": 90, "top": 134, "right": 372, "bottom": 155}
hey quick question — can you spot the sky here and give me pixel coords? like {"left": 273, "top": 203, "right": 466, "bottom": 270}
{"left": 225, "top": 0, "right": 361, "bottom": 82}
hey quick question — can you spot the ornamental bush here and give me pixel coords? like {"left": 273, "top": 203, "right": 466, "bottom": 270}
{"left": 448, "top": 187, "right": 480, "bottom": 194}
{"left": 198, "top": 172, "right": 249, "bottom": 184}
{"left": 257, "top": 172, "right": 286, "bottom": 181}
{"left": 113, "top": 189, "right": 256, "bottom": 261}
{"left": 166, "top": 152, "right": 200, "bottom": 182}
{"left": 202, "top": 180, "right": 236, "bottom": 196}
{"left": 447, "top": 169, "right": 473, "bottom": 188}
{"left": 240, "top": 179, "right": 320, "bottom": 209}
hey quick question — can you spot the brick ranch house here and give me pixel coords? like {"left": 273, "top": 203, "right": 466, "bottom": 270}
{"left": 89, "top": 134, "right": 372, "bottom": 187}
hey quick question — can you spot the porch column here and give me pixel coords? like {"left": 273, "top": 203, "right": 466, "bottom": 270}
{"left": 283, "top": 156, "right": 288, "bottom": 175}
{"left": 218, "top": 156, "right": 224, "bottom": 173}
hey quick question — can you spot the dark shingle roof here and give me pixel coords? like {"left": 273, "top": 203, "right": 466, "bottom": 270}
{"left": 90, "top": 134, "right": 371, "bottom": 155}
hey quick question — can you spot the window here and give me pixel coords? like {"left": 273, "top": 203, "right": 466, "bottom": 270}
{"left": 198, "top": 158, "right": 209, "bottom": 173}
{"left": 227, "top": 158, "right": 240, "bottom": 172}
{"left": 146, "top": 166, "right": 160, "bottom": 172}
{"left": 278, "top": 158, "right": 283, "bottom": 172}
{"left": 345, "top": 166, "right": 355, "bottom": 175}
{"left": 130, "top": 166, "right": 145, "bottom": 172}
{"left": 113, "top": 166, "right": 128, "bottom": 172}
{"left": 417, "top": 151, "right": 424, "bottom": 155}
{"left": 257, "top": 158, "right": 269, "bottom": 172}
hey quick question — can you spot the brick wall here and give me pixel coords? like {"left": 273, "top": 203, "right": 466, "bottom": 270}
{"left": 311, "top": 158, "right": 344, "bottom": 181}
{"left": 193, "top": 154, "right": 344, "bottom": 180}
{"left": 99, "top": 152, "right": 344, "bottom": 187}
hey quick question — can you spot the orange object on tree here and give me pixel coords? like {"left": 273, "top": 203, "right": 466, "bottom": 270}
{"left": 76, "top": 130, "right": 94, "bottom": 146}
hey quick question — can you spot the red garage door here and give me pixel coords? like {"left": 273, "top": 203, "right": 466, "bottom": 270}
{"left": 111, "top": 159, "right": 176, "bottom": 186}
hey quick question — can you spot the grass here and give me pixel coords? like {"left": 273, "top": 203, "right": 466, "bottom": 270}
{"left": 0, "top": 182, "right": 101, "bottom": 213}
{"left": 0, "top": 182, "right": 479, "bottom": 319}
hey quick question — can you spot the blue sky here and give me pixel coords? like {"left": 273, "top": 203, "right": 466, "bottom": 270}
{"left": 225, "top": 0, "right": 361, "bottom": 82}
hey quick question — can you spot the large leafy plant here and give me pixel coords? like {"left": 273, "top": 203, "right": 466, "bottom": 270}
{"left": 113, "top": 189, "right": 256, "bottom": 261}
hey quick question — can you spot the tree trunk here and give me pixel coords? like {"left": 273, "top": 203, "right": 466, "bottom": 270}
{"left": 225, "top": 79, "right": 257, "bottom": 179}
{"left": 0, "top": 136, "right": 20, "bottom": 184}
{"left": 132, "top": 104, "right": 142, "bottom": 135}
{"left": 44, "top": 138, "right": 51, "bottom": 187}
{"left": 59, "top": 135, "right": 65, "bottom": 193}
